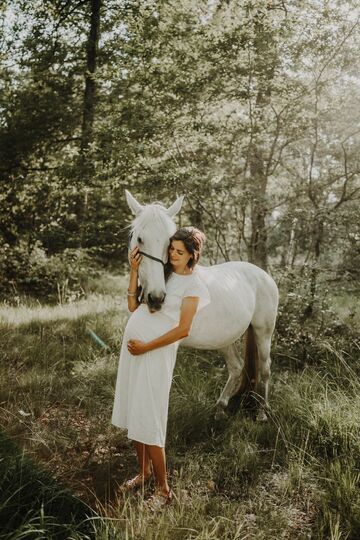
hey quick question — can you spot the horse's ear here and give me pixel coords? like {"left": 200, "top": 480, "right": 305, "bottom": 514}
{"left": 125, "top": 189, "right": 143, "bottom": 216}
{"left": 166, "top": 195, "right": 184, "bottom": 218}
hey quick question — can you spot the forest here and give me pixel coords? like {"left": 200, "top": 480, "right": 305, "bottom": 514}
{"left": 0, "top": 0, "right": 360, "bottom": 538}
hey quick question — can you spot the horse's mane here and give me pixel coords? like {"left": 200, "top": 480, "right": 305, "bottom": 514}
{"left": 130, "top": 203, "right": 175, "bottom": 235}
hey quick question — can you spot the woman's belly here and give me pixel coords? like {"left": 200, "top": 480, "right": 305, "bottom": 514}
{"left": 124, "top": 304, "right": 176, "bottom": 342}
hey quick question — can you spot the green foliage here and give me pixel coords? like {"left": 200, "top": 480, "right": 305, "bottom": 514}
{"left": 0, "top": 283, "right": 360, "bottom": 538}
{"left": 0, "top": 240, "right": 99, "bottom": 301}
{"left": 275, "top": 267, "right": 360, "bottom": 373}
{"left": 1, "top": 0, "right": 360, "bottom": 535}
{"left": 1, "top": 0, "right": 359, "bottom": 276}
{"left": 337, "top": 239, "right": 360, "bottom": 282}
{"left": 0, "top": 430, "right": 97, "bottom": 539}
{"left": 318, "top": 459, "right": 360, "bottom": 539}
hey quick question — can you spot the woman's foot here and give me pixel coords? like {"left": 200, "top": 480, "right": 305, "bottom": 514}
{"left": 144, "top": 488, "right": 173, "bottom": 511}
{"left": 121, "top": 472, "right": 152, "bottom": 492}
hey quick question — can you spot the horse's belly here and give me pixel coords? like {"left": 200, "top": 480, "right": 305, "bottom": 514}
{"left": 178, "top": 261, "right": 276, "bottom": 350}
{"left": 181, "top": 302, "right": 254, "bottom": 350}
{"left": 182, "top": 328, "right": 247, "bottom": 350}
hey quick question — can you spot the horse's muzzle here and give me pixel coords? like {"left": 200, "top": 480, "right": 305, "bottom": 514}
{"left": 147, "top": 292, "right": 166, "bottom": 311}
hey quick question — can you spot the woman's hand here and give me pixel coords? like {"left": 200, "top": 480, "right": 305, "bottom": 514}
{"left": 127, "top": 339, "right": 148, "bottom": 355}
{"left": 129, "top": 246, "right": 143, "bottom": 271}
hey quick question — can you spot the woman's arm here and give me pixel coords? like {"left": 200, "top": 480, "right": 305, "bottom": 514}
{"left": 127, "top": 247, "right": 142, "bottom": 312}
{"left": 127, "top": 296, "right": 200, "bottom": 355}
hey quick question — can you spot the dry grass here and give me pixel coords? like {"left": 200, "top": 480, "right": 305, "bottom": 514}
{"left": 1, "top": 280, "right": 359, "bottom": 538}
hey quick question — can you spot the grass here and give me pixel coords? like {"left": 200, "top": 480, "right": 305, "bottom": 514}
{"left": 0, "top": 430, "right": 98, "bottom": 539}
{"left": 0, "top": 277, "right": 359, "bottom": 538}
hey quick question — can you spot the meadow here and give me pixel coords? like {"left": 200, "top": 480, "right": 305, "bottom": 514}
{"left": 0, "top": 273, "right": 359, "bottom": 539}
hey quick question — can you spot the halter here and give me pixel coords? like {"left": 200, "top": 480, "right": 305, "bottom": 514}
{"left": 128, "top": 231, "right": 166, "bottom": 267}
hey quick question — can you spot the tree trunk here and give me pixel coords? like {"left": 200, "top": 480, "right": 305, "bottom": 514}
{"left": 80, "top": 0, "right": 101, "bottom": 155}
{"left": 304, "top": 217, "right": 323, "bottom": 317}
{"left": 247, "top": 7, "right": 277, "bottom": 271}
{"left": 188, "top": 200, "right": 204, "bottom": 230}
{"left": 283, "top": 217, "right": 298, "bottom": 269}
{"left": 249, "top": 150, "right": 268, "bottom": 269}
{"left": 77, "top": 0, "right": 101, "bottom": 247}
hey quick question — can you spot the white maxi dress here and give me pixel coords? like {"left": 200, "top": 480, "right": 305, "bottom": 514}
{"left": 111, "top": 268, "right": 211, "bottom": 447}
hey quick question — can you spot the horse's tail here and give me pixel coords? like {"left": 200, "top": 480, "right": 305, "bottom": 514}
{"left": 239, "top": 324, "right": 259, "bottom": 394}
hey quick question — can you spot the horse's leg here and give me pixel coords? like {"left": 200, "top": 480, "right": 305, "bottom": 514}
{"left": 252, "top": 325, "right": 273, "bottom": 421}
{"left": 215, "top": 343, "right": 243, "bottom": 415}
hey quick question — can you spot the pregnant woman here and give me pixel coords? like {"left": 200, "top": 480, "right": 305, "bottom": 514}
{"left": 111, "top": 227, "right": 210, "bottom": 510}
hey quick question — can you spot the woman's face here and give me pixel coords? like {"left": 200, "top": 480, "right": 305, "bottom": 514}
{"left": 169, "top": 239, "right": 193, "bottom": 269}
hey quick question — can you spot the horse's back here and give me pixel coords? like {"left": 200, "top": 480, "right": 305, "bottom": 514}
{"left": 181, "top": 261, "right": 278, "bottom": 350}
{"left": 197, "top": 261, "right": 276, "bottom": 285}
{"left": 197, "top": 261, "right": 278, "bottom": 305}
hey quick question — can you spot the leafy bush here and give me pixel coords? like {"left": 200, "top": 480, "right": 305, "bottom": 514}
{"left": 0, "top": 240, "right": 99, "bottom": 302}
{"left": 275, "top": 267, "right": 360, "bottom": 372}
{"left": 337, "top": 240, "right": 360, "bottom": 281}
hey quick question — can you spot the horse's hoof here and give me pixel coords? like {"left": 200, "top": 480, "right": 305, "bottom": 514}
{"left": 256, "top": 410, "right": 268, "bottom": 423}
{"left": 214, "top": 406, "right": 227, "bottom": 421}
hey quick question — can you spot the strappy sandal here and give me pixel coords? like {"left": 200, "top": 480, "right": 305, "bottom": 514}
{"left": 120, "top": 473, "right": 152, "bottom": 493}
{"left": 144, "top": 489, "right": 173, "bottom": 511}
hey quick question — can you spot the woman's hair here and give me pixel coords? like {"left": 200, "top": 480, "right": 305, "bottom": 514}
{"left": 164, "top": 226, "right": 206, "bottom": 281}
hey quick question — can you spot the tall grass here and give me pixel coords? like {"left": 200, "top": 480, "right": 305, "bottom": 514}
{"left": 0, "top": 282, "right": 359, "bottom": 538}
{"left": 0, "top": 430, "right": 99, "bottom": 539}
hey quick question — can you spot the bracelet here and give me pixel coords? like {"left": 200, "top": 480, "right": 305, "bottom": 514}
{"left": 127, "top": 290, "right": 137, "bottom": 297}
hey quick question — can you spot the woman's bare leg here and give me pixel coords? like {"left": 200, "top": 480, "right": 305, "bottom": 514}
{"left": 146, "top": 444, "right": 170, "bottom": 495}
{"left": 134, "top": 441, "right": 152, "bottom": 477}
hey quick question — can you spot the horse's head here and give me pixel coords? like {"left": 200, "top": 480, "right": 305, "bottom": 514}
{"left": 125, "top": 189, "right": 184, "bottom": 312}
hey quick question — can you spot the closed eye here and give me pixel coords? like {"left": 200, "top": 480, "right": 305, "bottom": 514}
{"left": 169, "top": 246, "right": 184, "bottom": 255}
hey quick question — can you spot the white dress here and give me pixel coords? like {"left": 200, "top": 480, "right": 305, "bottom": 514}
{"left": 111, "top": 268, "right": 211, "bottom": 447}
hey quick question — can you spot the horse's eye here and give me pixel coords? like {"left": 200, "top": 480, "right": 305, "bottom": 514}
{"left": 137, "top": 236, "right": 143, "bottom": 244}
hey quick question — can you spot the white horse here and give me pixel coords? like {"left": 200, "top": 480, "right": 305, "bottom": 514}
{"left": 125, "top": 190, "right": 279, "bottom": 420}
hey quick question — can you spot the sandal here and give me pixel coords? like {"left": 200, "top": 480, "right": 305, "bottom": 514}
{"left": 120, "top": 473, "right": 152, "bottom": 492}
{"left": 144, "top": 489, "right": 173, "bottom": 511}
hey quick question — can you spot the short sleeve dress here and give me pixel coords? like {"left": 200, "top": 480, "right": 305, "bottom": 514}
{"left": 111, "top": 268, "right": 211, "bottom": 447}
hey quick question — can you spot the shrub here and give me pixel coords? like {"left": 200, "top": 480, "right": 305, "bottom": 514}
{"left": 275, "top": 267, "right": 360, "bottom": 372}
{"left": 0, "top": 240, "right": 99, "bottom": 302}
